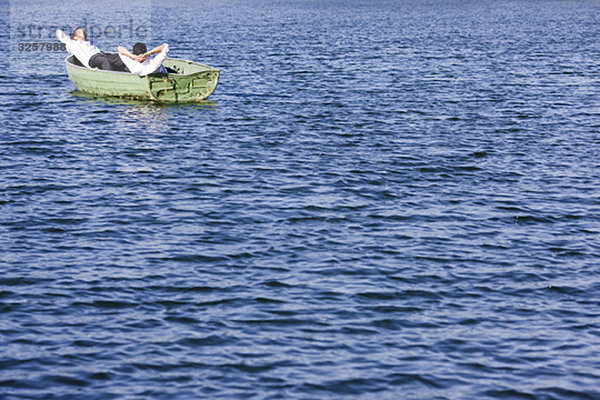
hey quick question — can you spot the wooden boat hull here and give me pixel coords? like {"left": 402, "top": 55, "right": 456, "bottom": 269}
{"left": 64, "top": 55, "right": 220, "bottom": 102}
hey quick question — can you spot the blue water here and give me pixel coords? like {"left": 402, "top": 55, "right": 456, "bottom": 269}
{"left": 2, "top": 0, "right": 600, "bottom": 398}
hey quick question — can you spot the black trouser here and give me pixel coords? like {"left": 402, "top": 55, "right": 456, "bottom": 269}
{"left": 89, "top": 53, "right": 130, "bottom": 72}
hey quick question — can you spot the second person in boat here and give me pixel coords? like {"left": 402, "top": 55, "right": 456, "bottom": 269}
{"left": 117, "top": 42, "right": 171, "bottom": 76}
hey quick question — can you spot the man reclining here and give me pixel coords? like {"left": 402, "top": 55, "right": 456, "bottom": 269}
{"left": 56, "top": 28, "right": 129, "bottom": 72}
{"left": 117, "top": 42, "right": 171, "bottom": 76}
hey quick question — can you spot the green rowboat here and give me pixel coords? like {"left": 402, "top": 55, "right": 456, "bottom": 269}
{"left": 64, "top": 55, "right": 220, "bottom": 102}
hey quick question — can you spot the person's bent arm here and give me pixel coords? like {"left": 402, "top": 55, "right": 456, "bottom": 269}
{"left": 118, "top": 46, "right": 135, "bottom": 58}
{"left": 56, "top": 29, "right": 69, "bottom": 43}
{"left": 56, "top": 29, "right": 90, "bottom": 65}
{"left": 56, "top": 30, "right": 75, "bottom": 52}
{"left": 143, "top": 43, "right": 167, "bottom": 58}
{"left": 136, "top": 44, "right": 169, "bottom": 76}
{"left": 119, "top": 46, "right": 146, "bottom": 62}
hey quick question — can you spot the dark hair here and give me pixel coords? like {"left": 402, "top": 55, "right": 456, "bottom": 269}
{"left": 133, "top": 42, "right": 147, "bottom": 55}
{"left": 72, "top": 27, "right": 86, "bottom": 40}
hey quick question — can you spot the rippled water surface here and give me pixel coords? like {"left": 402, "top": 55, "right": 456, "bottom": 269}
{"left": 2, "top": 0, "right": 600, "bottom": 398}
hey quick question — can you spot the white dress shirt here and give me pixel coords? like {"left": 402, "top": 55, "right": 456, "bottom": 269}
{"left": 56, "top": 30, "right": 100, "bottom": 68}
{"left": 119, "top": 44, "right": 170, "bottom": 76}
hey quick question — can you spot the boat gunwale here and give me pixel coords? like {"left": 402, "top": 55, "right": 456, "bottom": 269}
{"left": 64, "top": 55, "right": 220, "bottom": 77}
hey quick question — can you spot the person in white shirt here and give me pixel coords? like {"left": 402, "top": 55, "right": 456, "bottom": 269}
{"left": 117, "top": 42, "right": 170, "bottom": 76}
{"left": 56, "top": 28, "right": 129, "bottom": 72}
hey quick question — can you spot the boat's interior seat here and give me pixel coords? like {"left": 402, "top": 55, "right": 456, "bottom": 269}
{"left": 71, "top": 56, "right": 85, "bottom": 67}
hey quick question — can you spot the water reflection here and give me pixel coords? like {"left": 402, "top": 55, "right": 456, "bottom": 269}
{"left": 69, "top": 89, "right": 217, "bottom": 133}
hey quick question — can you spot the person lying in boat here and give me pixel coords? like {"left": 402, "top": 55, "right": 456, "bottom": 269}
{"left": 117, "top": 42, "right": 172, "bottom": 76}
{"left": 56, "top": 28, "right": 129, "bottom": 72}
